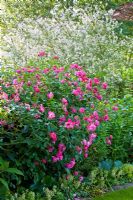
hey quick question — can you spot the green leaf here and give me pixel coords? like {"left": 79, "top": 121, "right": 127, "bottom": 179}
{"left": 0, "top": 178, "right": 9, "bottom": 190}
{"left": 5, "top": 168, "right": 24, "bottom": 176}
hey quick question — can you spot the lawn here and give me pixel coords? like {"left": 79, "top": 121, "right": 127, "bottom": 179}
{"left": 94, "top": 187, "right": 133, "bottom": 200}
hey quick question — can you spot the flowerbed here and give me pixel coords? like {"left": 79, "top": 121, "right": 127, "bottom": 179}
{"left": 0, "top": 53, "right": 121, "bottom": 196}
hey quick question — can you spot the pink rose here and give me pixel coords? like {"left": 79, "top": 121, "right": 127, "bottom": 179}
{"left": 47, "top": 92, "right": 54, "bottom": 99}
{"left": 49, "top": 132, "right": 57, "bottom": 143}
{"left": 48, "top": 111, "right": 55, "bottom": 119}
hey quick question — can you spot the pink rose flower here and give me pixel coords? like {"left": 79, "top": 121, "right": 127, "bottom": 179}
{"left": 87, "top": 123, "right": 96, "bottom": 132}
{"left": 79, "top": 107, "right": 85, "bottom": 113}
{"left": 39, "top": 104, "right": 45, "bottom": 113}
{"left": 102, "top": 82, "right": 108, "bottom": 89}
{"left": 48, "top": 111, "right": 55, "bottom": 119}
{"left": 47, "top": 92, "right": 54, "bottom": 99}
{"left": 49, "top": 132, "right": 57, "bottom": 143}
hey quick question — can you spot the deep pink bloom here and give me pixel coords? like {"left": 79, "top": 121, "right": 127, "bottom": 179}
{"left": 73, "top": 171, "right": 79, "bottom": 176}
{"left": 47, "top": 146, "right": 54, "bottom": 152}
{"left": 102, "top": 82, "right": 108, "bottom": 89}
{"left": 84, "top": 153, "right": 88, "bottom": 158}
{"left": 103, "top": 114, "right": 109, "bottom": 121}
{"left": 87, "top": 123, "right": 96, "bottom": 132}
{"left": 93, "top": 78, "right": 100, "bottom": 85}
{"left": 58, "top": 143, "right": 66, "bottom": 152}
{"left": 34, "top": 86, "right": 40, "bottom": 93}
{"left": 52, "top": 156, "right": 58, "bottom": 163}
{"left": 48, "top": 111, "right": 55, "bottom": 119}
{"left": 65, "top": 119, "right": 75, "bottom": 129}
{"left": 27, "top": 81, "right": 32, "bottom": 86}
{"left": 65, "top": 158, "right": 76, "bottom": 169}
{"left": 79, "top": 107, "right": 85, "bottom": 113}
{"left": 38, "top": 51, "right": 47, "bottom": 57}
{"left": 41, "top": 159, "right": 47, "bottom": 164}
{"left": 49, "top": 132, "right": 57, "bottom": 143}
{"left": 47, "top": 92, "right": 54, "bottom": 99}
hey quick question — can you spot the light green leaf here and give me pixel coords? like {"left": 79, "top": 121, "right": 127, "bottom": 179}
{"left": 5, "top": 168, "right": 24, "bottom": 176}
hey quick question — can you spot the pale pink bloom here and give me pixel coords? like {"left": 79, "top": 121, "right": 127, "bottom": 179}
{"left": 14, "top": 95, "right": 20, "bottom": 102}
{"left": 76, "top": 146, "right": 82, "bottom": 154}
{"left": 0, "top": 120, "right": 7, "bottom": 126}
{"left": 84, "top": 153, "right": 88, "bottom": 158}
{"left": 39, "top": 104, "right": 45, "bottom": 113}
{"left": 48, "top": 111, "right": 55, "bottom": 119}
{"left": 106, "top": 137, "right": 112, "bottom": 145}
{"left": 60, "top": 79, "right": 66, "bottom": 84}
{"left": 13, "top": 79, "right": 18, "bottom": 85}
{"left": 62, "top": 98, "right": 68, "bottom": 105}
{"left": 34, "top": 114, "right": 41, "bottom": 119}
{"left": 102, "top": 82, "right": 108, "bottom": 89}
{"left": 91, "top": 104, "right": 95, "bottom": 109}
{"left": 71, "top": 107, "right": 77, "bottom": 113}
{"left": 95, "top": 120, "right": 100, "bottom": 126}
{"left": 93, "top": 111, "right": 99, "bottom": 120}
{"left": 79, "top": 107, "right": 85, "bottom": 113}
{"left": 89, "top": 133, "right": 97, "bottom": 142}
{"left": 112, "top": 106, "right": 118, "bottom": 111}
{"left": 103, "top": 114, "right": 109, "bottom": 121}
{"left": 79, "top": 176, "right": 84, "bottom": 182}
{"left": 87, "top": 123, "right": 96, "bottom": 132}
{"left": 49, "top": 132, "right": 57, "bottom": 143}
{"left": 25, "top": 103, "right": 31, "bottom": 111}
{"left": 65, "top": 119, "right": 75, "bottom": 129}
{"left": 47, "top": 92, "right": 54, "bottom": 99}
{"left": 2, "top": 92, "right": 8, "bottom": 100}
{"left": 93, "top": 78, "right": 100, "bottom": 85}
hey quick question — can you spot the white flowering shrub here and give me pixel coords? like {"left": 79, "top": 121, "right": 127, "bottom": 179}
{"left": 1, "top": 6, "right": 132, "bottom": 90}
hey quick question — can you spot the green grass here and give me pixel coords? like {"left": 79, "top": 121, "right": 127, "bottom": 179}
{"left": 94, "top": 187, "right": 133, "bottom": 200}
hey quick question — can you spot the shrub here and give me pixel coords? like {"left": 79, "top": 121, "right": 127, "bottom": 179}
{"left": 0, "top": 55, "right": 116, "bottom": 193}
{"left": 1, "top": 6, "right": 132, "bottom": 93}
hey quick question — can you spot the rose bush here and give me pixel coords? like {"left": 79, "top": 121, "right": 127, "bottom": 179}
{"left": 0, "top": 54, "right": 118, "bottom": 192}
